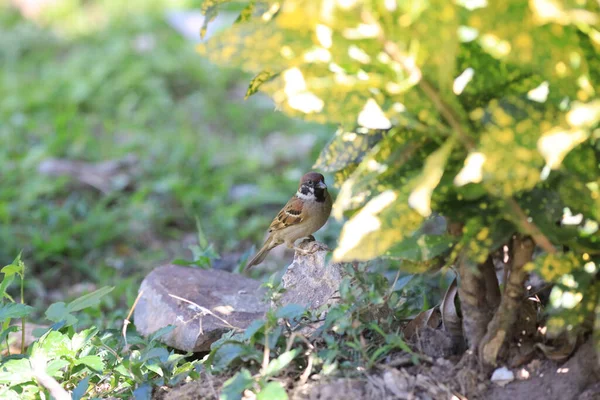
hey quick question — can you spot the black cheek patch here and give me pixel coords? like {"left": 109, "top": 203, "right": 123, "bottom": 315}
{"left": 314, "top": 188, "right": 326, "bottom": 203}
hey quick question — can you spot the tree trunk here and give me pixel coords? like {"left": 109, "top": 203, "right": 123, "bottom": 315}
{"left": 458, "top": 254, "right": 500, "bottom": 352}
{"left": 479, "top": 235, "right": 535, "bottom": 367}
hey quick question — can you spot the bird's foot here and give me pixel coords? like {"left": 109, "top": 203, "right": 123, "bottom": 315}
{"left": 293, "top": 241, "right": 329, "bottom": 255}
{"left": 292, "top": 246, "right": 313, "bottom": 256}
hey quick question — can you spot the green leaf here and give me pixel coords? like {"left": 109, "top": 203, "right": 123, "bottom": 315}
{"left": 314, "top": 127, "right": 387, "bottom": 173}
{"left": 469, "top": 97, "right": 547, "bottom": 197}
{"left": 243, "top": 319, "right": 266, "bottom": 340}
{"left": 211, "top": 342, "right": 259, "bottom": 371}
{"left": 67, "top": 286, "right": 114, "bottom": 312}
{"left": 141, "top": 347, "right": 170, "bottom": 363}
{"left": 246, "top": 70, "right": 277, "bottom": 99}
{"left": 46, "top": 359, "right": 70, "bottom": 377}
{"left": 72, "top": 376, "right": 90, "bottom": 400}
{"left": 71, "top": 327, "right": 98, "bottom": 352}
{"left": 32, "top": 330, "right": 73, "bottom": 359}
{"left": 264, "top": 349, "right": 299, "bottom": 377}
{"left": 148, "top": 325, "right": 176, "bottom": 343}
{"left": 0, "top": 303, "right": 33, "bottom": 323}
{"left": 385, "top": 233, "right": 454, "bottom": 261}
{"left": 0, "top": 358, "right": 33, "bottom": 385}
{"left": 145, "top": 363, "right": 164, "bottom": 377}
{"left": 528, "top": 252, "right": 581, "bottom": 283}
{"left": 257, "top": 381, "right": 288, "bottom": 400}
{"left": 0, "top": 325, "right": 19, "bottom": 346}
{"left": 45, "top": 302, "right": 77, "bottom": 326}
{"left": 133, "top": 383, "right": 152, "bottom": 400}
{"left": 221, "top": 369, "right": 254, "bottom": 400}
{"left": 2, "top": 253, "right": 24, "bottom": 278}
{"left": 0, "top": 274, "right": 15, "bottom": 302}
{"left": 275, "top": 304, "right": 305, "bottom": 320}
{"left": 75, "top": 355, "right": 104, "bottom": 372}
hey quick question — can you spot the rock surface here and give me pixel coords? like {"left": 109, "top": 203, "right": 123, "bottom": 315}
{"left": 278, "top": 240, "right": 345, "bottom": 320}
{"left": 134, "top": 265, "right": 268, "bottom": 352}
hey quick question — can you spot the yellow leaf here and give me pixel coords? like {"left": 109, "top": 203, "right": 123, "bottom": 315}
{"left": 408, "top": 139, "right": 455, "bottom": 217}
{"left": 537, "top": 127, "right": 589, "bottom": 172}
{"left": 357, "top": 99, "right": 392, "bottom": 129}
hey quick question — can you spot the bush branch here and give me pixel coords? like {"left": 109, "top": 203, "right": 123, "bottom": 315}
{"left": 479, "top": 236, "right": 535, "bottom": 367}
{"left": 507, "top": 199, "right": 557, "bottom": 254}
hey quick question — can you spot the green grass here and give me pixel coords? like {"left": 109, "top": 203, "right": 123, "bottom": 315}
{"left": 0, "top": 1, "right": 334, "bottom": 309}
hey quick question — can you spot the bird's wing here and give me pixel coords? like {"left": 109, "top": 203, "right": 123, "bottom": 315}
{"left": 268, "top": 196, "right": 305, "bottom": 232}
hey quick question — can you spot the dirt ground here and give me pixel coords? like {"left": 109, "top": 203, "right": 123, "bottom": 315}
{"left": 155, "top": 336, "right": 600, "bottom": 400}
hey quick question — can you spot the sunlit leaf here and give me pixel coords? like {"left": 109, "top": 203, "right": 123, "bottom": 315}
{"left": 74, "top": 356, "right": 104, "bottom": 372}
{"left": 408, "top": 138, "right": 455, "bottom": 217}
{"left": 257, "top": 381, "right": 288, "bottom": 400}
{"left": 245, "top": 69, "right": 277, "bottom": 99}
{"left": 471, "top": 97, "right": 548, "bottom": 196}
{"left": 314, "top": 127, "right": 387, "bottom": 173}
{"left": 334, "top": 188, "right": 424, "bottom": 262}
{"left": 264, "top": 348, "right": 299, "bottom": 376}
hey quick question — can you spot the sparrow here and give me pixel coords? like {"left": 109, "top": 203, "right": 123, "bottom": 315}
{"left": 245, "top": 171, "right": 333, "bottom": 269}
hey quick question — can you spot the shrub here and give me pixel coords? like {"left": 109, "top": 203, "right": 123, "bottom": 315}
{"left": 200, "top": 0, "right": 600, "bottom": 366}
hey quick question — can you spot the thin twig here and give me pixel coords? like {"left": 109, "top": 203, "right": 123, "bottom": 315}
{"left": 285, "top": 332, "right": 315, "bottom": 353}
{"left": 261, "top": 331, "right": 270, "bottom": 375}
{"left": 299, "top": 353, "right": 313, "bottom": 385}
{"left": 21, "top": 262, "right": 25, "bottom": 355}
{"left": 168, "top": 294, "right": 242, "bottom": 331}
{"left": 122, "top": 290, "right": 144, "bottom": 350}
{"left": 384, "top": 269, "right": 402, "bottom": 302}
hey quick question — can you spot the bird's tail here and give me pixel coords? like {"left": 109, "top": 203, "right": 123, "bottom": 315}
{"left": 245, "top": 237, "right": 277, "bottom": 270}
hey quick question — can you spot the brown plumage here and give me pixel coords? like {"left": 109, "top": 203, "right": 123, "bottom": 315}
{"left": 245, "top": 172, "right": 333, "bottom": 269}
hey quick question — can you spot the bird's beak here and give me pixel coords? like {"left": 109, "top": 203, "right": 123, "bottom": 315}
{"left": 317, "top": 181, "right": 327, "bottom": 189}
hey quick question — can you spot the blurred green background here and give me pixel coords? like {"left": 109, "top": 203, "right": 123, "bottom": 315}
{"left": 0, "top": 0, "right": 338, "bottom": 315}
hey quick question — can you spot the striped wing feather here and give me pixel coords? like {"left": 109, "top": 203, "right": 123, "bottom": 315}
{"left": 269, "top": 196, "right": 304, "bottom": 232}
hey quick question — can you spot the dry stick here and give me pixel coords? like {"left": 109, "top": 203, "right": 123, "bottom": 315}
{"left": 479, "top": 236, "right": 535, "bottom": 367}
{"left": 122, "top": 290, "right": 144, "bottom": 349}
{"left": 168, "top": 294, "right": 241, "bottom": 332}
{"left": 261, "top": 331, "right": 270, "bottom": 375}
{"left": 299, "top": 354, "right": 313, "bottom": 385}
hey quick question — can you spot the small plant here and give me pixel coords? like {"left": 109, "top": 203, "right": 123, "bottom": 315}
{"left": 205, "top": 264, "right": 422, "bottom": 399}
{"left": 0, "top": 256, "right": 199, "bottom": 399}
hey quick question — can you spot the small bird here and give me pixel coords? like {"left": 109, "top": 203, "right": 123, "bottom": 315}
{"left": 245, "top": 171, "right": 333, "bottom": 269}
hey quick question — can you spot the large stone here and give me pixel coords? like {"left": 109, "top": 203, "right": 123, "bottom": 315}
{"left": 134, "top": 265, "right": 268, "bottom": 352}
{"left": 278, "top": 240, "right": 345, "bottom": 328}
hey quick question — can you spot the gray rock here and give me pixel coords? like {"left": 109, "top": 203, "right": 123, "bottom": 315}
{"left": 278, "top": 240, "right": 345, "bottom": 330}
{"left": 134, "top": 265, "right": 268, "bottom": 352}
